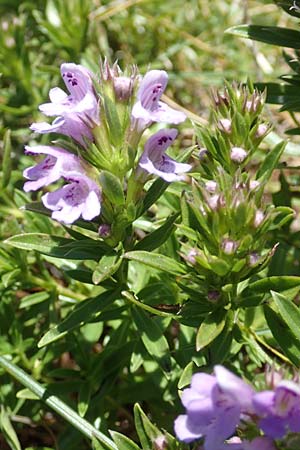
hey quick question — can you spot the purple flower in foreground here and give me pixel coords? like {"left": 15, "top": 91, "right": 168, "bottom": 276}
{"left": 23, "top": 145, "right": 82, "bottom": 192}
{"left": 42, "top": 173, "right": 101, "bottom": 224}
{"left": 174, "top": 366, "right": 254, "bottom": 450}
{"left": 138, "top": 129, "right": 191, "bottom": 182}
{"left": 32, "top": 63, "right": 99, "bottom": 143}
{"left": 132, "top": 70, "right": 186, "bottom": 130}
{"left": 253, "top": 380, "right": 300, "bottom": 439}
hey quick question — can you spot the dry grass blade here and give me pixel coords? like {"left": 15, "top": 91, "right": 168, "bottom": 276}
{"left": 89, "top": 0, "right": 148, "bottom": 21}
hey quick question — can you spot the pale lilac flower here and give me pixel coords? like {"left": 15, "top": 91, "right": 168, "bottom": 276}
{"left": 174, "top": 366, "right": 254, "bottom": 449}
{"left": 132, "top": 70, "right": 186, "bottom": 129}
{"left": 42, "top": 173, "right": 101, "bottom": 224}
{"left": 138, "top": 129, "right": 191, "bottom": 182}
{"left": 253, "top": 381, "right": 300, "bottom": 439}
{"left": 23, "top": 145, "right": 82, "bottom": 192}
{"left": 32, "top": 63, "right": 99, "bottom": 143}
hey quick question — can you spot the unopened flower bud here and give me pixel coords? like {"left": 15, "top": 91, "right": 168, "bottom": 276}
{"left": 114, "top": 76, "right": 133, "bottom": 101}
{"left": 218, "top": 118, "right": 231, "bottom": 133}
{"left": 249, "top": 252, "right": 260, "bottom": 267}
{"left": 208, "top": 194, "right": 220, "bottom": 211}
{"left": 249, "top": 180, "right": 260, "bottom": 190}
{"left": 208, "top": 290, "right": 220, "bottom": 302}
{"left": 221, "top": 238, "right": 238, "bottom": 255}
{"left": 255, "top": 123, "right": 269, "bottom": 138}
{"left": 265, "top": 364, "right": 284, "bottom": 389}
{"left": 154, "top": 436, "right": 167, "bottom": 450}
{"left": 198, "top": 148, "right": 208, "bottom": 160}
{"left": 186, "top": 248, "right": 199, "bottom": 264}
{"left": 98, "top": 224, "right": 111, "bottom": 238}
{"left": 230, "top": 147, "right": 248, "bottom": 164}
{"left": 254, "top": 209, "right": 264, "bottom": 227}
{"left": 205, "top": 180, "right": 217, "bottom": 193}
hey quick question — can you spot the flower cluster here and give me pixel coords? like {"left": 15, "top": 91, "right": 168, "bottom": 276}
{"left": 175, "top": 365, "right": 300, "bottom": 450}
{"left": 24, "top": 62, "right": 189, "bottom": 227}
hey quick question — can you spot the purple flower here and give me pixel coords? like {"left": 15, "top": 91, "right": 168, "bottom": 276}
{"left": 132, "top": 70, "right": 186, "bottom": 130}
{"left": 253, "top": 380, "right": 300, "bottom": 439}
{"left": 174, "top": 366, "right": 254, "bottom": 450}
{"left": 42, "top": 173, "right": 101, "bottom": 224}
{"left": 23, "top": 145, "right": 83, "bottom": 192}
{"left": 30, "top": 115, "right": 93, "bottom": 146}
{"left": 138, "top": 129, "right": 191, "bottom": 182}
{"left": 32, "top": 63, "right": 99, "bottom": 143}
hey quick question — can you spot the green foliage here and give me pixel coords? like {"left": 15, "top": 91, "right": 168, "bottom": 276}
{"left": 2, "top": 1, "right": 300, "bottom": 449}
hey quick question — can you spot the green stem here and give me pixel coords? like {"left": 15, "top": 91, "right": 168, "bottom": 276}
{"left": 0, "top": 356, "right": 117, "bottom": 449}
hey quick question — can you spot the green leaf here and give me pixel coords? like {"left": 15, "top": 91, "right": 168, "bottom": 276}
{"left": 196, "top": 308, "right": 226, "bottom": 351}
{"left": 1, "top": 129, "right": 12, "bottom": 189}
{"left": 178, "top": 361, "right": 194, "bottom": 389}
{"left": 257, "top": 141, "right": 286, "bottom": 182}
{"left": 226, "top": 25, "right": 300, "bottom": 48}
{"left": 102, "top": 94, "right": 123, "bottom": 148}
{"left": 134, "top": 213, "right": 180, "bottom": 252}
{"left": 2, "top": 268, "right": 21, "bottom": 288}
{"left": 38, "top": 289, "right": 120, "bottom": 347}
{"left": 5, "top": 233, "right": 111, "bottom": 260}
{"left": 99, "top": 171, "right": 125, "bottom": 206}
{"left": 110, "top": 431, "right": 141, "bottom": 450}
{"left": 131, "top": 307, "right": 171, "bottom": 373}
{"left": 134, "top": 404, "right": 161, "bottom": 450}
{"left": 78, "top": 382, "right": 91, "bottom": 418}
{"left": 254, "top": 83, "right": 300, "bottom": 106}
{"left": 271, "top": 290, "right": 300, "bottom": 341}
{"left": 240, "top": 276, "right": 300, "bottom": 299}
{"left": 19, "top": 291, "right": 50, "bottom": 309}
{"left": 264, "top": 304, "right": 300, "bottom": 365}
{"left": 92, "top": 253, "right": 122, "bottom": 284}
{"left": 123, "top": 251, "right": 186, "bottom": 276}
{"left": 139, "top": 178, "right": 169, "bottom": 215}
{"left": 0, "top": 406, "right": 21, "bottom": 450}
{"left": 209, "top": 317, "right": 233, "bottom": 364}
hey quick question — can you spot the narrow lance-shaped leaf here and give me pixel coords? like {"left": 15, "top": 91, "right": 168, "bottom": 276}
{"left": 226, "top": 25, "right": 300, "bottom": 49}
{"left": 264, "top": 304, "right": 300, "bottom": 366}
{"left": 131, "top": 307, "right": 171, "bottom": 373}
{"left": 38, "top": 289, "right": 120, "bottom": 347}
{"left": 257, "top": 141, "right": 286, "bottom": 182}
{"left": 5, "top": 233, "right": 112, "bottom": 260}
{"left": 123, "top": 250, "right": 186, "bottom": 276}
{"left": 271, "top": 290, "right": 300, "bottom": 341}
{"left": 134, "top": 212, "right": 180, "bottom": 251}
{"left": 134, "top": 404, "right": 162, "bottom": 450}
{"left": 1, "top": 129, "right": 12, "bottom": 189}
{"left": 196, "top": 308, "right": 226, "bottom": 351}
